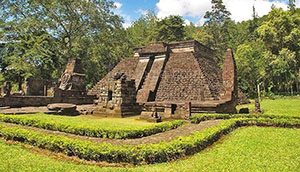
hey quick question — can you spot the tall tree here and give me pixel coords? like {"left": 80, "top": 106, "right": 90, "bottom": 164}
{"left": 248, "top": 5, "right": 259, "bottom": 40}
{"left": 235, "top": 41, "right": 267, "bottom": 97}
{"left": 288, "top": 0, "right": 296, "bottom": 11}
{"left": 0, "top": 0, "right": 130, "bottom": 88}
{"left": 155, "top": 15, "right": 185, "bottom": 42}
{"left": 255, "top": 8, "right": 300, "bottom": 94}
{"left": 204, "top": 0, "right": 231, "bottom": 24}
{"left": 127, "top": 11, "right": 157, "bottom": 47}
{"left": 204, "top": 0, "right": 232, "bottom": 63}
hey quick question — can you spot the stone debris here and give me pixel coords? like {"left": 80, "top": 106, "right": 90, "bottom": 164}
{"left": 47, "top": 103, "right": 79, "bottom": 116}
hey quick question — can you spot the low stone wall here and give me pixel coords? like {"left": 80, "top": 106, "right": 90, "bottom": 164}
{"left": 0, "top": 96, "right": 95, "bottom": 108}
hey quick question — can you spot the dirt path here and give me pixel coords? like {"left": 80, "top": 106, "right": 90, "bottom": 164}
{"left": 0, "top": 120, "right": 220, "bottom": 145}
{"left": 0, "top": 105, "right": 95, "bottom": 114}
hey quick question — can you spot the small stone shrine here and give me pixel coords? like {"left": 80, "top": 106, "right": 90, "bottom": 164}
{"left": 55, "top": 58, "right": 87, "bottom": 97}
{"left": 93, "top": 72, "right": 141, "bottom": 117}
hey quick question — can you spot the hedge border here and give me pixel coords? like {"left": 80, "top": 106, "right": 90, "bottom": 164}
{"left": 190, "top": 113, "right": 300, "bottom": 124}
{"left": 0, "top": 117, "right": 299, "bottom": 164}
{"left": 0, "top": 114, "right": 184, "bottom": 139}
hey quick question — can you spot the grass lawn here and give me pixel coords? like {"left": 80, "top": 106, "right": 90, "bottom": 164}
{"left": 0, "top": 127, "right": 299, "bottom": 172}
{"left": 261, "top": 97, "right": 300, "bottom": 117}
{"left": 238, "top": 96, "right": 300, "bottom": 118}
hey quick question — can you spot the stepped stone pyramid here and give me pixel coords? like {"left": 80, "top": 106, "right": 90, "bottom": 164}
{"left": 89, "top": 40, "right": 238, "bottom": 118}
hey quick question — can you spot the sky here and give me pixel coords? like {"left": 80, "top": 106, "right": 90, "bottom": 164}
{"left": 113, "top": 0, "right": 300, "bottom": 28}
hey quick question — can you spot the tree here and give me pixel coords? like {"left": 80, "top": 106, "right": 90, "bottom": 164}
{"left": 127, "top": 12, "right": 157, "bottom": 47}
{"left": 288, "top": 0, "right": 296, "bottom": 11}
{"left": 204, "top": 0, "right": 231, "bottom": 24}
{"left": 235, "top": 41, "right": 267, "bottom": 97}
{"left": 184, "top": 24, "right": 214, "bottom": 46}
{"left": 248, "top": 6, "right": 259, "bottom": 40}
{"left": 155, "top": 15, "right": 185, "bottom": 42}
{"left": 256, "top": 8, "right": 300, "bottom": 94}
{"left": 0, "top": 0, "right": 130, "bottom": 88}
{"left": 204, "top": 0, "right": 232, "bottom": 63}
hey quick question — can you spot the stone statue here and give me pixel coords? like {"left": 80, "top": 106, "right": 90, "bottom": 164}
{"left": 3, "top": 81, "right": 11, "bottom": 97}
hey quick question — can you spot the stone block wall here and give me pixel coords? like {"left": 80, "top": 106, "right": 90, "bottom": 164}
{"left": 221, "top": 49, "right": 238, "bottom": 102}
{"left": 26, "top": 78, "right": 50, "bottom": 96}
{"left": 88, "top": 57, "right": 139, "bottom": 97}
{"left": 95, "top": 75, "right": 140, "bottom": 117}
{"left": 196, "top": 57, "right": 223, "bottom": 100}
{"left": 155, "top": 52, "right": 213, "bottom": 102}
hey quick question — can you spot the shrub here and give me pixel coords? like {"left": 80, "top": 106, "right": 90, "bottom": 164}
{"left": 0, "top": 114, "right": 184, "bottom": 139}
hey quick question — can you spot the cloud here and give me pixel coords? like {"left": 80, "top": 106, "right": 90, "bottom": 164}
{"left": 296, "top": 0, "right": 300, "bottom": 6}
{"left": 114, "top": 2, "right": 122, "bottom": 9}
{"left": 225, "top": 0, "right": 288, "bottom": 22}
{"left": 156, "top": 0, "right": 290, "bottom": 25}
{"left": 137, "top": 9, "right": 150, "bottom": 16}
{"left": 112, "top": 2, "right": 132, "bottom": 28}
{"left": 122, "top": 14, "right": 133, "bottom": 28}
{"left": 156, "top": 0, "right": 211, "bottom": 18}
{"left": 184, "top": 19, "right": 192, "bottom": 26}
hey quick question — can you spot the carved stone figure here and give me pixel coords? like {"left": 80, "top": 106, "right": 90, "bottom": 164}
{"left": 3, "top": 81, "right": 11, "bottom": 97}
{"left": 55, "top": 58, "right": 86, "bottom": 97}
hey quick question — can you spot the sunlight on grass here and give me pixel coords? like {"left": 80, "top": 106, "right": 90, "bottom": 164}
{"left": 1, "top": 113, "right": 156, "bottom": 130}
{"left": 238, "top": 96, "right": 300, "bottom": 117}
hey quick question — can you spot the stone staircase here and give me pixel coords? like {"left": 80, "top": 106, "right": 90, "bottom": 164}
{"left": 134, "top": 58, "right": 154, "bottom": 91}
{"left": 136, "top": 56, "right": 167, "bottom": 102}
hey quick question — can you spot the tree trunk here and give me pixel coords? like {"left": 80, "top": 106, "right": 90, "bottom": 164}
{"left": 18, "top": 76, "right": 22, "bottom": 91}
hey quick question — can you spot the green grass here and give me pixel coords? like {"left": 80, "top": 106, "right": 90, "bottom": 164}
{"left": 238, "top": 96, "right": 300, "bottom": 117}
{"left": 135, "top": 127, "right": 300, "bottom": 172}
{"left": 0, "top": 113, "right": 184, "bottom": 139}
{"left": 0, "top": 113, "right": 154, "bottom": 129}
{"left": 0, "top": 127, "right": 300, "bottom": 171}
{"left": 261, "top": 97, "right": 300, "bottom": 117}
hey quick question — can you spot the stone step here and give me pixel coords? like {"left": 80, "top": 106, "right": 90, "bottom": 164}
{"left": 136, "top": 58, "right": 166, "bottom": 102}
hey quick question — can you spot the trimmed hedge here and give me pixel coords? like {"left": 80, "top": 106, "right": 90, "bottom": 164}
{"left": 190, "top": 113, "right": 300, "bottom": 124}
{"left": 0, "top": 118, "right": 299, "bottom": 164}
{"left": 0, "top": 120, "right": 236, "bottom": 164}
{"left": 0, "top": 114, "right": 184, "bottom": 139}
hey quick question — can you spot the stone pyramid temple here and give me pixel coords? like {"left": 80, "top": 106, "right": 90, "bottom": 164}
{"left": 88, "top": 40, "right": 238, "bottom": 118}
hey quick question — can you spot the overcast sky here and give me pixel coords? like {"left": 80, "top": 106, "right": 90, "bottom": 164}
{"left": 113, "top": 0, "right": 300, "bottom": 28}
